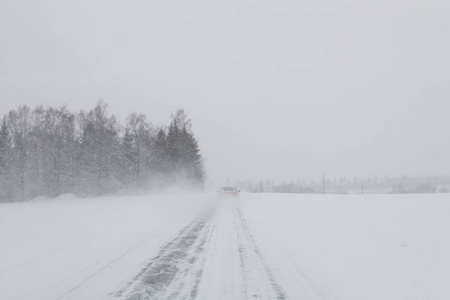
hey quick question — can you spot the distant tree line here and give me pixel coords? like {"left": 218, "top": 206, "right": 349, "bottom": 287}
{"left": 235, "top": 174, "right": 450, "bottom": 194}
{"left": 0, "top": 101, "right": 205, "bottom": 202}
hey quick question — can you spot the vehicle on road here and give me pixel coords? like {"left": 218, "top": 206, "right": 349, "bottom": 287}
{"left": 218, "top": 186, "right": 240, "bottom": 196}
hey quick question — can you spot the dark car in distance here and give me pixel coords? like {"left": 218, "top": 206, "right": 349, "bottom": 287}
{"left": 218, "top": 186, "right": 240, "bottom": 196}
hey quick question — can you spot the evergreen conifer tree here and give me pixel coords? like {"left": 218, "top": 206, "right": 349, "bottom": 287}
{"left": 119, "top": 129, "right": 137, "bottom": 185}
{"left": 153, "top": 128, "right": 168, "bottom": 174}
{"left": 0, "top": 118, "right": 13, "bottom": 200}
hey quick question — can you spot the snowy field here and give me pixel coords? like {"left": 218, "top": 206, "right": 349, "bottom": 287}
{"left": 1, "top": 192, "right": 450, "bottom": 299}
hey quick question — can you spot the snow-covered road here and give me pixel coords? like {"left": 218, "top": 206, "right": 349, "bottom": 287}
{"left": 1, "top": 192, "right": 450, "bottom": 299}
{"left": 117, "top": 199, "right": 288, "bottom": 300}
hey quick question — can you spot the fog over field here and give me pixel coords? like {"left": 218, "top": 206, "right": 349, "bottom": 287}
{"left": 1, "top": 0, "right": 449, "bottom": 185}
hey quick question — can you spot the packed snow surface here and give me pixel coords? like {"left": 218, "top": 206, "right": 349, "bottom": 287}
{"left": 1, "top": 192, "right": 450, "bottom": 299}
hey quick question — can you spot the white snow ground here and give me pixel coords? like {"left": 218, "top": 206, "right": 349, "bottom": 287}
{"left": 1, "top": 192, "right": 450, "bottom": 299}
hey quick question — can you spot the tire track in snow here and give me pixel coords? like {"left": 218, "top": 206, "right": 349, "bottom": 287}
{"left": 116, "top": 213, "right": 214, "bottom": 300}
{"left": 115, "top": 203, "right": 289, "bottom": 300}
{"left": 55, "top": 236, "right": 153, "bottom": 299}
{"left": 238, "top": 209, "right": 326, "bottom": 300}
{"left": 44, "top": 228, "right": 167, "bottom": 300}
{"left": 235, "top": 209, "right": 287, "bottom": 300}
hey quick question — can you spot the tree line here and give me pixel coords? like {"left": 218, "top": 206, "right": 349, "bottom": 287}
{"left": 0, "top": 101, "right": 205, "bottom": 202}
{"left": 234, "top": 174, "right": 450, "bottom": 194}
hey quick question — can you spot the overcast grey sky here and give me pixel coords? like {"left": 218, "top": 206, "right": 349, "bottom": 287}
{"left": 1, "top": 0, "right": 449, "bottom": 185}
